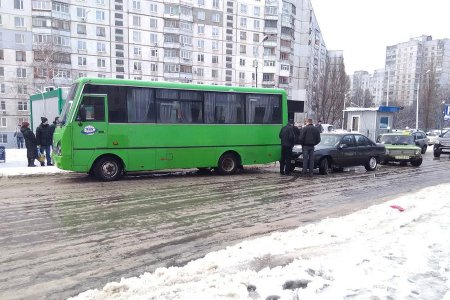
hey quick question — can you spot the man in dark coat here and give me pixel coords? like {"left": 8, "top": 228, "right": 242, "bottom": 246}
{"left": 278, "top": 119, "right": 296, "bottom": 175}
{"left": 49, "top": 117, "right": 59, "bottom": 147}
{"left": 299, "top": 118, "right": 321, "bottom": 177}
{"left": 36, "top": 117, "right": 53, "bottom": 166}
{"left": 20, "top": 122, "right": 38, "bottom": 167}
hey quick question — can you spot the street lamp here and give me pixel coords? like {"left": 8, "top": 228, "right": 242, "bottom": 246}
{"left": 254, "top": 35, "right": 268, "bottom": 88}
{"left": 415, "top": 69, "right": 430, "bottom": 130}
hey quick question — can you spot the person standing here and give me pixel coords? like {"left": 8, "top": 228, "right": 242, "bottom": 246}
{"left": 14, "top": 124, "right": 24, "bottom": 148}
{"left": 316, "top": 120, "right": 324, "bottom": 133}
{"left": 36, "top": 117, "right": 53, "bottom": 166}
{"left": 49, "top": 117, "right": 59, "bottom": 149}
{"left": 279, "top": 119, "right": 296, "bottom": 175}
{"left": 299, "top": 118, "right": 321, "bottom": 177}
{"left": 20, "top": 122, "right": 38, "bottom": 167}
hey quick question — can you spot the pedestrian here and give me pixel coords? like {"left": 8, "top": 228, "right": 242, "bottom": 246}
{"left": 36, "top": 116, "right": 53, "bottom": 166}
{"left": 316, "top": 120, "right": 324, "bottom": 133}
{"left": 49, "top": 117, "right": 59, "bottom": 147}
{"left": 279, "top": 119, "right": 296, "bottom": 175}
{"left": 20, "top": 122, "right": 38, "bottom": 167}
{"left": 299, "top": 118, "right": 321, "bottom": 177}
{"left": 14, "top": 124, "right": 24, "bottom": 148}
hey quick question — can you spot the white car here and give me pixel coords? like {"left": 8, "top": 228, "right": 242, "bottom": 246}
{"left": 427, "top": 130, "right": 442, "bottom": 145}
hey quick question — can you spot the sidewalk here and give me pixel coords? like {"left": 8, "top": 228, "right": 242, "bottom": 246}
{"left": 0, "top": 148, "right": 68, "bottom": 177}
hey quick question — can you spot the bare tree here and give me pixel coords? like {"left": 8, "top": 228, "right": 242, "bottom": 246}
{"left": 312, "top": 57, "right": 350, "bottom": 126}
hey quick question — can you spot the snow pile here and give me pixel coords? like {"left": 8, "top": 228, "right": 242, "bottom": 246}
{"left": 71, "top": 183, "right": 450, "bottom": 300}
{"left": 0, "top": 148, "right": 68, "bottom": 177}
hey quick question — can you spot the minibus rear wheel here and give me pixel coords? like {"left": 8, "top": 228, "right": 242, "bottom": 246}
{"left": 93, "top": 155, "right": 123, "bottom": 181}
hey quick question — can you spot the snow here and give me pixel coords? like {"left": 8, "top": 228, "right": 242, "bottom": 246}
{"left": 0, "top": 148, "right": 68, "bottom": 177}
{"left": 70, "top": 184, "right": 450, "bottom": 300}
{"left": 2, "top": 148, "right": 449, "bottom": 299}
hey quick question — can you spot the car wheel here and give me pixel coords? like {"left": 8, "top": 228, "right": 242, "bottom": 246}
{"left": 410, "top": 158, "right": 422, "bottom": 167}
{"left": 365, "top": 156, "right": 378, "bottom": 171}
{"left": 217, "top": 153, "right": 239, "bottom": 175}
{"left": 421, "top": 145, "right": 427, "bottom": 154}
{"left": 433, "top": 151, "right": 441, "bottom": 158}
{"left": 93, "top": 156, "right": 123, "bottom": 181}
{"left": 319, "top": 158, "right": 330, "bottom": 175}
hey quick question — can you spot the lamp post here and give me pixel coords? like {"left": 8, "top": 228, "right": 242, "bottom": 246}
{"left": 415, "top": 69, "right": 430, "bottom": 130}
{"left": 254, "top": 35, "right": 268, "bottom": 88}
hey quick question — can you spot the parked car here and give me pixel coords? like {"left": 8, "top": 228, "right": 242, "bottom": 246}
{"left": 376, "top": 133, "right": 422, "bottom": 166}
{"left": 433, "top": 130, "right": 450, "bottom": 157}
{"left": 426, "top": 130, "right": 441, "bottom": 145}
{"left": 411, "top": 130, "right": 429, "bottom": 154}
{"left": 291, "top": 133, "right": 385, "bottom": 175}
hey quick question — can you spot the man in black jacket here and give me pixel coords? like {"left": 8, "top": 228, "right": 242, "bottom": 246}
{"left": 36, "top": 117, "right": 53, "bottom": 166}
{"left": 20, "top": 122, "right": 38, "bottom": 167}
{"left": 278, "top": 119, "right": 296, "bottom": 175}
{"left": 299, "top": 118, "right": 321, "bottom": 177}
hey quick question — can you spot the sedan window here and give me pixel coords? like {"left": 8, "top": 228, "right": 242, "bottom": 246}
{"left": 341, "top": 135, "right": 356, "bottom": 147}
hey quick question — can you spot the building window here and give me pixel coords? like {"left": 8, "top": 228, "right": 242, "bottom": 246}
{"left": 14, "top": 0, "right": 23, "bottom": 9}
{"left": 0, "top": 84, "right": 5, "bottom": 93}
{"left": 211, "top": 69, "right": 218, "bottom": 78}
{"left": 133, "top": 47, "right": 142, "bottom": 56}
{"left": 77, "top": 40, "right": 86, "bottom": 51}
{"left": 77, "top": 7, "right": 86, "bottom": 18}
{"left": 212, "top": 55, "right": 218, "bottom": 64}
{"left": 17, "top": 85, "right": 27, "bottom": 94}
{"left": 0, "top": 117, "right": 6, "bottom": 127}
{"left": 96, "top": 10, "right": 105, "bottom": 21}
{"left": 212, "top": 13, "right": 220, "bottom": 22}
{"left": 0, "top": 133, "right": 7, "bottom": 143}
{"left": 212, "top": 27, "right": 219, "bottom": 37}
{"left": 212, "top": 0, "right": 219, "bottom": 9}
{"left": 78, "top": 56, "right": 87, "bottom": 66}
{"left": 240, "top": 31, "right": 246, "bottom": 40}
{"left": 150, "top": 33, "right": 158, "bottom": 44}
{"left": 16, "top": 51, "right": 26, "bottom": 62}
{"left": 197, "top": 11, "right": 205, "bottom": 20}
{"left": 0, "top": 101, "right": 5, "bottom": 110}
{"left": 240, "top": 59, "right": 245, "bottom": 66}
{"left": 133, "top": 0, "right": 141, "bottom": 10}
{"left": 197, "top": 54, "right": 204, "bottom": 62}
{"left": 0, "top": 67, "right": 4, "bottom": 77}
{"left": 97, "top": 42, "right": 106, "bottom": 52}
{"left": 150, "top": 63, "right": 158, "bottom": 72}
{"left": 77, "top": 24, "right": 87, "bottom": 34}
{"left": 150, "top": 18, "right": 157, "bottom": 28}
{"left": 254, "top": 6, "right": 260, "bottom": 16}
{"left": 16, "top": 68, "right": 26, "bottom": 78}
{"left": 96, "top": 26, "right": 106, "bottom": 37}
{"left": 18, "top": 101, "right": 28, "bottom": 111}
{"left": 254, "top": 20, "right": 260, "bottom": 29}
{"left": 240, "top": 45, "right": 246, "bottom": 54}
{"left": 196, "top": 68, "right": 204, "bottom": 77}
{"left": 133, "top": 31, "right": 141, "bottom": 42}
{"left": 97, "top": 58, "right": 106, "bottom": 67}
{"left": 149, "top": 3, "right": 157, "bottom": 13}
{"left": 133, "top": 15, "right": 141, "bottom": 26}
{"left": 133, "top": 61, "right": 142, "bottom": 71}
{"left": 15, "top": 16, "right": 25, "bottom": 27}
{"left": 212, "top": 41, "right": 218, "bottom": 50}
{"left": 197, "top": 39, "right": 204, "bottom": 49}
{"left": 198, "top": 25, "right": 204, "bottom": 34}
{"left": 150, "top": 49, "right": 158, "bottom": 57}
{"left": 240, "top": 18, "right": 247, "bottom": 28}
{"left": 240, "top": 4, "right": 247, "bottom": 14}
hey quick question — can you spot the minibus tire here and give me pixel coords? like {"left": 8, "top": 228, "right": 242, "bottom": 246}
{"left": 94, "top": 156, "right": 123, "bottom": 181}
{"left": 217, "top": 153, "right": 238, "bottom": 175}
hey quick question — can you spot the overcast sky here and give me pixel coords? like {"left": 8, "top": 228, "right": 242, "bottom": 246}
{"left": 310, "top": 0, "right": 450, "bottom": 74}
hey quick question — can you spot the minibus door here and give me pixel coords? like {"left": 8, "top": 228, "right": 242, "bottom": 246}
{"left": 72, "top": 95, "right": 108, "bottom": 166}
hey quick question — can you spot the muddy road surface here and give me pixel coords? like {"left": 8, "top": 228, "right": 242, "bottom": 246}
{"left": 1, "top": 153, "right": 449, "bottom": 299}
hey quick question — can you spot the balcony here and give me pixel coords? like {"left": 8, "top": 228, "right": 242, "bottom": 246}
{"left": 264, "top": 27, "right": 278, "bottom": 35}
{"left": 163, "top": 57, "right": 180, "bottom": 64}
{"left": 163, "top": 27, "right": 181, "bottom": 35}
{"left": 163, "top": 42, "right": 180, "bottom": 49}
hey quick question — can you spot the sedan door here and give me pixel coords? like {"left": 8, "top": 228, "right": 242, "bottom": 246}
{"left": 354, "top": 134, "right": 373, "bottom": 164}
{"left": 335, "top": 134, "right": 358, "bottom": 167}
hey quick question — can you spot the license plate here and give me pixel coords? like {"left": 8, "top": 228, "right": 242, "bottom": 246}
{"left": 395, "top": 155, "right": 410, "bottom": 160}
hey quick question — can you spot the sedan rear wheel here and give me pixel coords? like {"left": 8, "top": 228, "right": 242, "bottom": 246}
{"left": 365, "top": 156, "right": 378, "bottom": 171}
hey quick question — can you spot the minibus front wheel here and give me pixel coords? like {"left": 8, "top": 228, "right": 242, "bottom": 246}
{"left": 93, "top": 155, "right": 123, "bottom": 181}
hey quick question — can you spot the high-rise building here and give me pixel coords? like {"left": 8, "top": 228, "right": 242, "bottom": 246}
{"left": 385, "top": 35, "right": 450, "bottom": 107}
{"left": 0, "top": 0, "right": 332, "bottom": 148}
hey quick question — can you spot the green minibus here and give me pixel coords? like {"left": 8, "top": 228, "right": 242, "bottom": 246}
{"left": 53, "top": 78, "right": 287, "bottom": 180}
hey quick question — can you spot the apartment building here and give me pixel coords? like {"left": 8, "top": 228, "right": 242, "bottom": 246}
{"left": 0, "top": 0, "right": 329, "bottom": 148}
{"left": 385, "top": 35, "right": 450, "bottom": 107}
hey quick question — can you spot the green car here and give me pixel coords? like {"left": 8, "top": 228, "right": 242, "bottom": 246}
{"left": 377, "top": 133, "right": 423, "bottom": 166}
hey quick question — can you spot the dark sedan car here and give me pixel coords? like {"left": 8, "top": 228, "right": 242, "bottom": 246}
{"left": 291, "top": 133, "right": 386, "bottom": 175}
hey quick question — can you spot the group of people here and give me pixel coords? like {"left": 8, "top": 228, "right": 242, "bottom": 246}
{"left": 20, "top": 117, "right": 58, "bottom": 167}
{"left": 279, "top": 118, "right": 322, "bottom": 177}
